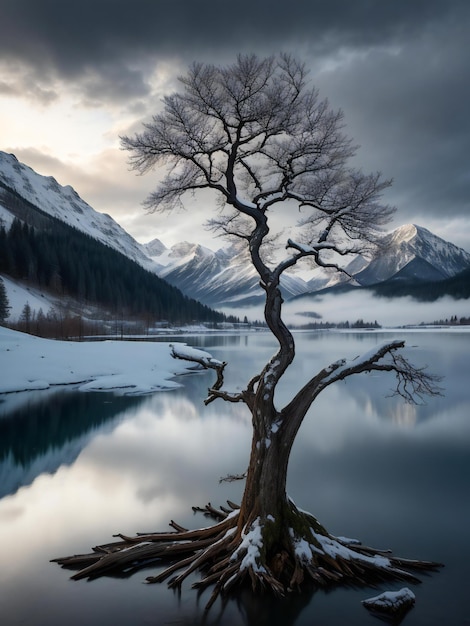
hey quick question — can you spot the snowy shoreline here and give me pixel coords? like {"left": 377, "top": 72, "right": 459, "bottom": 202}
{"left": 0, "top": 326, "right": 214, "bottom": 396}
{"left": 2, "top": 324, "right": 469, "bottom": 397}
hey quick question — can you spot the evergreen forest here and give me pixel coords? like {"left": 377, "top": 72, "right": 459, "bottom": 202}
{"left": 0, "top": 205, "right": 226, "bottom": 326}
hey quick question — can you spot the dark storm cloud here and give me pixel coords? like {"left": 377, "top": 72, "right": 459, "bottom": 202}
{"left": 311, "top": 13, "right": 470, "bottom": 221}
{"left": 1, "top": 0, "right": 467, "bottom": 80}
{"left": 1, "top": 0, "right": 469, "bottom": 239}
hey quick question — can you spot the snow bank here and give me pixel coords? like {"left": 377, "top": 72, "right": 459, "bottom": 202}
{"left": 0, "top": 326, "right": 213, "bottom": 395}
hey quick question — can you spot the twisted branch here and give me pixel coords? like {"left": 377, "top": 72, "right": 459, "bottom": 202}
{"left": 170, "top": 344, "right": 254, "bottom": 406}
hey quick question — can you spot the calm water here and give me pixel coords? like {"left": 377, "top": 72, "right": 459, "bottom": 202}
{"left": 0, "top": 330, "right": 469, "bottom": 625}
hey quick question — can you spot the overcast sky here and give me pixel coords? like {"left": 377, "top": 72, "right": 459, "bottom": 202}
{"left": 1, "top": 0, "right": 469, "bottom": 252}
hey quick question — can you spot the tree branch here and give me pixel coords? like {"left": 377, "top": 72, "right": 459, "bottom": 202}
{"left": 170, "top": 344, "right": 251, "bottom": 406}
{"left": 282, "top": 340, "right": 443, "bottom": 427}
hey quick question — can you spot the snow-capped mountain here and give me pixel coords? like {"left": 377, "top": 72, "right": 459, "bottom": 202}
{"left": 300, "top": 224, "right": 470, "bottom": 296}
{"left": 150, "top": 223, "right": 470, "bottom": 307}
{"left": 143, "top": 237, "right": 167, "bottom": 258}
{"left": 353, "top": 224, "right": 470, "bottom": 285}
{"left": 147, "top": 239, "right": 309, "bottom": 307}
{"left": 0, "top": 151, "right": 158, "bottom": 273}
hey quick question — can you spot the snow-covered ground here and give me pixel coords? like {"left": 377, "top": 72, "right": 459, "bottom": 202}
{"left": 0, "top": 326, "right": 214, "bottom": 395}
{"left": 1, "top": 275, "right": 58, "bottom": 320}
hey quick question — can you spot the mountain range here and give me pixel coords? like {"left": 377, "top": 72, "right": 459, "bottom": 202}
{"left": 144, "top": 239, "right": 309, "bottom": 307}
{"left": 143, "top": 223, "right": 470, "bottom": 307}
{"left": 1, "top": 150, "right": 470, "bottom": 321}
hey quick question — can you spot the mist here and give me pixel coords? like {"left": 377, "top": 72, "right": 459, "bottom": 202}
{"left": 221, "top": 292, "right": 470, "bottom": 328}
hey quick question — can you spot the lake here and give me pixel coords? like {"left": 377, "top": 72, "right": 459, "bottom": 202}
{"left": 0, "top": 330, "right": 468, "bottom": 625}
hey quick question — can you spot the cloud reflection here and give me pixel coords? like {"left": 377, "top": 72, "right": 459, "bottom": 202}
{"left": 81, "top": 393, "right": 251, "bottom": 510}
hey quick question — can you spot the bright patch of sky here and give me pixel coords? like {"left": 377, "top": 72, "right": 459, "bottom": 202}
{"left": 0, "top": 93, "right": 116, "bottom": 163}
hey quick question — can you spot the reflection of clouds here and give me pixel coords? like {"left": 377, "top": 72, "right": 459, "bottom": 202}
{"left": 359, "top": 391, "right": 417, "bottom": 427}
{"left": 291, "top": 382, "right": 419, "bottom": 459}
{"left": 289, "top": 399, "right": 470, "bottom": 555}
{"left": 297, "top": 388, "right": 365, "bottom": 454}
{"left": 79, "top": 393, "right": 251, "bottom": 518}
{"left": 388, "top": 402, "right": 418, "bottom": 427}
{"left": 412, "top": 404, "right": 470, "bottom": 442}
{"left": 0, "top": 389, "right": 252, "bottom": 574}
{"left": 0, "top": 502, "right": 24, "bottom": 522}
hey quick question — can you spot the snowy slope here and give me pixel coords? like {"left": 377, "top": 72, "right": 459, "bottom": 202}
{"left": 0, "top": 151, "right": 158, "bottom": 273}
{"left": 0, "top": 275, "right": 58, "bottom": 320}
{"left": 0, "top": 325, "right": 215, "bottom": 395}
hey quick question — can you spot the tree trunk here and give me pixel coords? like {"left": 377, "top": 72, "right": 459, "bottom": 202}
{"left": 234, "top": 398, "right": 331, "bottom": 591}
{"left": 239, "top": 410, "right": 290, "bottom": 526}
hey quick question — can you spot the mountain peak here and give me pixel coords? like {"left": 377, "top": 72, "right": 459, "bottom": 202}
{"left": 143, "top": 238, "right": 167, "bottom": 257}
{"left": 394, "top": 223, "right": 417, "bottom": 238}
{"left": 391, "top": 223, "right": 422, "bottom": 243}
{"left": 391, "top": 223, "right": 441, "bottom": 244}
{"left": 169, "top": 241, "right": 215, "bottom": 260}
{"left": 356, "top": 223, "right": 470, "bottom": 285}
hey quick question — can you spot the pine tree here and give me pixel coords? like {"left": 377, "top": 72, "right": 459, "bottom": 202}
{"left": 20, "top": 301, "right": 32, "bottom": 333}
{"left": 0, "top": 277, "right": 10, "bottom": 323}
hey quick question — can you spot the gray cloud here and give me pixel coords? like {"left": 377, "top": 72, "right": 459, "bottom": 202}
{"left": 310, "top": 14, "right": 470, "bottom": 221}
{"left": 79, "top": 64, "right": 151, "bottom": 106}
{"left": 1, "top": 0, "right": 469, "bottom": 249}
{"left": 1, "top": 1, "right": 466, "bottom": 82}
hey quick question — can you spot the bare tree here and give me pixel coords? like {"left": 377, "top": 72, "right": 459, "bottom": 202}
{"left": 54, "top": 54, "right": 442, "bottom": 609}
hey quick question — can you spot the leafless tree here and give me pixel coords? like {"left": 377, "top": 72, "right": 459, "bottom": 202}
{"left": 54, "top": 54, "right": 442, "bottom": 610}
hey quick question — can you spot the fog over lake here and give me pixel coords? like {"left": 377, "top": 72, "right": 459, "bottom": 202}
{"left": 0, "top": 329, "right": 468, "bottom": 625}
{"left": 221, "top": 291, "right": 470, "bottom": 327}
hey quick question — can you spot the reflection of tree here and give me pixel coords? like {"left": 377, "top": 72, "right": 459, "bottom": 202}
{"left": 0, "top": 391, "right": 144, "bottom": 496}
{"left": 234, "top": 586, "right": 314, "bottom": 626}
{"left": 339, "top": 371, "right": 446, "bottom": 427}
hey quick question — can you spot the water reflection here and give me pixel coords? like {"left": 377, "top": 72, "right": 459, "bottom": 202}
{"left": 0, "top": 391, "right": 145, "bottom": 498}
{"left": 0, "top": 331, "right": 468, "bottom": 626}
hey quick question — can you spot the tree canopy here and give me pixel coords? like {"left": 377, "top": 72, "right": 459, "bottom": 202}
{"left": 122, "top": 53, "right": 394, "bottom": 268}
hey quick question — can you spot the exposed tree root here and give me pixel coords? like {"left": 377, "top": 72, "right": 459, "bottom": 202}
{"left": 52, "top": 501, "right": 443, "bottom": 612}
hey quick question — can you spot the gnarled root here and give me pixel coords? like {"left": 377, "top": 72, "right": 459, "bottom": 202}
{"left": 52, "top": 501, "right": 442, "bottom": 612}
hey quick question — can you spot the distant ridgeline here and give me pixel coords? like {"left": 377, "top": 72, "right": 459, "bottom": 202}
{"left": 371, "top": 268, "right": 470, "bottom": 301}
{"left": 0, "top": 182, "right": 226, "bottom": 324}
